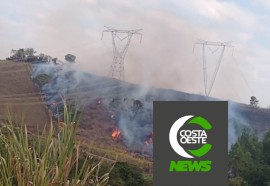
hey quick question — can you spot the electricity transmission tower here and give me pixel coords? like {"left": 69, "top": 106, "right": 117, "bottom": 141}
{"left": 194, "top": 40, "right": 233, "bottom": 96}
{"left": 101, "top": 26, "right": 142, "bottom": 81}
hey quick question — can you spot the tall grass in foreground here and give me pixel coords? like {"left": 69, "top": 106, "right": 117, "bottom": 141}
{"left": 0, "top": 104, "right": 109, "bottom": 186}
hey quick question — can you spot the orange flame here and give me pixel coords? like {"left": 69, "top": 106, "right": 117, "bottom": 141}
{"left": 144, "top": 137, "right": 153, "bottom": 146}
{"left": 144, "top": 131, "right": 153, "bottom": 146}
{"left": 112, "top": 128, "right": 121, "bottom": 140}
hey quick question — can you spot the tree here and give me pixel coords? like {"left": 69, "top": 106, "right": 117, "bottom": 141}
{"left": 229, "top": 176, "right": 248, "bottom": 186}
{"left": 262, "top": 131, "right": 270, "bottom": 165}
{"left": 229, "top": 128, "right": 270, "bottom": 186}
{"left": 24, "top": 48, "right": 36, "bottom": 56}
{"left": 65, "top": 54, "right": 76, "bottom": 63}
{"left": 131, "top": 99, "right": 144, "bottom": 120}
{"left": 52, "top": 58, "right": 58, "bottom": 64}
{"left": 250, "top": 96, "right": 259, "bottom": 107}
{"left": 9, "top": 48, "right": 26, "bottom": 60}
{"left": 7, "top": 48, "right": 52, "bottom": 63}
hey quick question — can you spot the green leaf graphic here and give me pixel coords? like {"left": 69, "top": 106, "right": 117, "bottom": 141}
{"left": 188, "top": 144, "right": 212, "bottom": 157}
{"left": 188, "top": 116, "right": 212, "bottom": 130}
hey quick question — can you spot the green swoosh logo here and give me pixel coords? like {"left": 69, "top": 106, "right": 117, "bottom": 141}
{"left": 188, "top": 144, "right": 212, "bottom": 157}
{"left": 188, "top": 116, "right": 212, "bottom": 130}
{"left": 187, "top": 116, "right": 212, "bottom": 157}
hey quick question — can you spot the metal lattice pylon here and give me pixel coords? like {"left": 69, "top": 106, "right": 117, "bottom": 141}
{"left": 194, "top": 40, "right": 234, "bottom": 96}
{"left": 101, "top": 26, "right": 142, "bottom": 81}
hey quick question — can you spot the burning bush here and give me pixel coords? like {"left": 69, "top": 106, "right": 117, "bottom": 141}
{"left": 108, "top": 97, "right": 152, "bottom": 156}
{"left": 112, "top": 128, "right": 121, "bottom": 140}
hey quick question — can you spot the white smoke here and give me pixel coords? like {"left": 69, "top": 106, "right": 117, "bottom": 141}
{"left": 32, "top": 63, "right": 269, "bottom": 154}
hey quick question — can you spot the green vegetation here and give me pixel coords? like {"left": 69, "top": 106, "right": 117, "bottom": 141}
{"left": 7, "top": 48, "right": 52, "bottom": 63}
{"left": 0, "top": 102, "right": 151, "bottom": 185}
{"left": 33, "top": 73, "right": 52, "bottom": 88}
{"left": 0, "top": 105, "right": 109, "bottom": 186}
{"left": 229, "top": 128, "right": 270, "bottom": 186}
{"left": 109, "top": 162, "right": 145, "bottom": 186}
{"left": 84, "top": 144, "right": 152, "bottom": 186}
{"left": 83, "top": 143, "right": 152, "bottom": 170}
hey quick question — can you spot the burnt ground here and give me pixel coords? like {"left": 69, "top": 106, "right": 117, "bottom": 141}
{"left": 78, "top": 99, "right": 153, "bottom": 156}
{"left": 0, "top": 61, "right": 152, "bottom": 167}
{"left": 32, "top": 63, "right": 270, "bottom": 153}
{"left": 0, "top": 61, "right": 129, "bottom": 152}
{"left": 78, "top": 100, "right": 126, "bottom": 150}
{"left": 2, "top": 60, "right": 270, "bottom": 174}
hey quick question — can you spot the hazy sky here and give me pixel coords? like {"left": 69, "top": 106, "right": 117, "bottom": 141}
{"left": 0, "top": 0, "right": 270, "bottom": 106}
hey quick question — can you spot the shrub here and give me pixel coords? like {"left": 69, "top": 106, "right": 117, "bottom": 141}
{"left": 33, "top": 73, "right": 51, "bottom": 88}
{"left": 109, "top": 162, "right": 144, "bottom": 186}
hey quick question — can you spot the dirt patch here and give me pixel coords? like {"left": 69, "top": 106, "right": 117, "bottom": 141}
{"left": 0, "top": 61, "right": 49, "bottom": 128}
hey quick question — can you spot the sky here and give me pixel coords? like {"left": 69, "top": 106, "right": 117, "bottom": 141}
{"left": 0, "top": 0, "right": 270, "bottom": 107}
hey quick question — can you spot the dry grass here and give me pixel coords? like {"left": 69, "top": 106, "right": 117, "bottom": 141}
{"left": 0, "top": 61, "right": 49, "bottom": 128}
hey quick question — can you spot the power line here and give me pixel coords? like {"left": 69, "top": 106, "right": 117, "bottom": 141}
{"left": 232, "top": 56, "right": 254, "bottom": 96}
{"left": 194, "top": 40, "right": 234, "bottom": 96}
{"left": 101, "top": 26, "right": 142, "bottom": 81}
{"left": 41, "top": 39, "right": 102, "bottom": 54}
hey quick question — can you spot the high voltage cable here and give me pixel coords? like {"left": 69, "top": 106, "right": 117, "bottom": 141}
{"left": 232, "top": 56, "right": 254, "bottom": 96}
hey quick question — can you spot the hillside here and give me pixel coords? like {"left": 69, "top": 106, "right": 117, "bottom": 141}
{"left": 32, "top": 63, "right": 270, "bottom": 151}
{"left": 1, "top": 60, "right": 270, "bottom": 176}
{"left": 0, "top": 61, "right": 153, "bottom": 174}
{"left": 0, "top": 61, "right": 49, "bottom": 130}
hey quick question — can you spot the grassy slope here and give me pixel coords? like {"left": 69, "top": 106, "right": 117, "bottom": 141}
{"left": 0, "top": 61, "right": 153, "bottom": 175}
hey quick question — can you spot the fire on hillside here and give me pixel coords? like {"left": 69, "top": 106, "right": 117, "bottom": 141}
{"left": 32, "top": 64, "right": 154, "bottom": 158}
{"left": 144, "top": 132, "right": 153, "bottom": 146}
{"left": 112, "top": 128, "right": 121, "bottom": 140}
